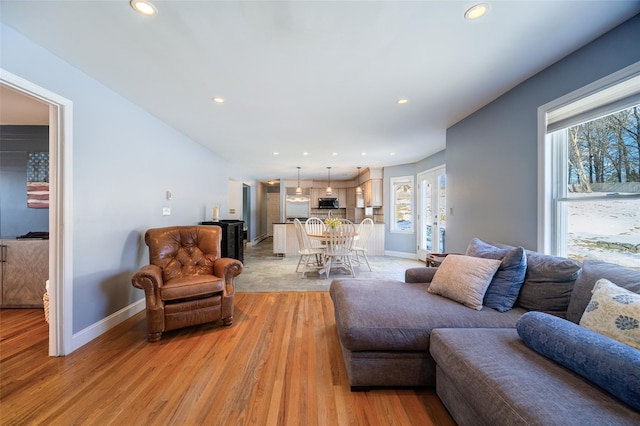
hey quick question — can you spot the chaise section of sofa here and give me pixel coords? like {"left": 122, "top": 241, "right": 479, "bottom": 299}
{"left": 430, "top": 327, "right": 640, "bottom": 426}
{"left": 329, "top": 278, "right": 525, "bottom": 388}
{"left": 431, "top": 259, "right": 640, "bottom": 424}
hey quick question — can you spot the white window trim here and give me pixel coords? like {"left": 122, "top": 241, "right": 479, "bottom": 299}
{"left": 390, "top": 175, "right": 414, "bottom": 234}
{"left": 537, "top": 61, "right": 640, "bottom": 255}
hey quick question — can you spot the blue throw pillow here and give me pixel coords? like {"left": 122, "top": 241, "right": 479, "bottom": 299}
{"left": 466, "top": 238, "right": 527, "bottom": 312}
{"left": 517, "top": 311, "right": 640, "bottom": 411}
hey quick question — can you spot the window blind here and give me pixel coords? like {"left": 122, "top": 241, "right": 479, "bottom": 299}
{"left": 546, "top": 74, "right": 640, "bottom": 133}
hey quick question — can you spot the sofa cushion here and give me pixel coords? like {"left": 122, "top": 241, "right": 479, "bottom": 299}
{"left": 466, "top": 238, "right": 527, "bottom": 312}
{"left": 579, "top": 278, "right": 640, "bottom": 350}
{"left": 431, "top": 327, "right": 640, "bottom": 425}
{"left": 329, "top": 278, "right": 525, "bottom": 352}
{"left": 428, "top": 255, "right": 502, "bottom": 310}
{"left": 515, "top": 252, "right": 581, "bottom": 316}
{"left": 517, "top": 311, "right": 640, "bottom": 411}
{"left": 566, "top": 260, "right": 640, "bottom": 323}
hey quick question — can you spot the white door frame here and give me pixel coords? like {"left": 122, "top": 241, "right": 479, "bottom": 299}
{"left": 417, "top": 165, "right": 446, "bottom": 261}
{"left": 1, "top": 69, "right": 74, "bottom": 356}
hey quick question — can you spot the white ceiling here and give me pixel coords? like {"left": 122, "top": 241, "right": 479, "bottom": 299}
{"left": 1, "top": 1, "right": 639, "bottom": 181}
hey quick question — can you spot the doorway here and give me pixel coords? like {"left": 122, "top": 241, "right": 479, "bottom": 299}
{"left": 1, "top": 69, "right": 73, "bottom": 356}
{"left": 267, "top": 193, "right": 280, "bottom": 237}
{"left": 417, "top": 166, "right": 446, "bottom": 261}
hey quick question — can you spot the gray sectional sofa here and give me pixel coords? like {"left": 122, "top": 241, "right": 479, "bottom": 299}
{"left": 329, "top": 239, "right": 640, "bottom": 425}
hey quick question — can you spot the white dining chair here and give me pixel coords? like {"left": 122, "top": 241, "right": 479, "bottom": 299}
{"left": 323, "top": 221, "right": 356, "bottom": 278}
{"left": 351, "top": 218, "right": 373, "bottom": 271}
{"left": 293, "top": 219, "right": 325, "bottom": 278}
{"left": 305, "top": 217, "right": 326, "bottom": 249}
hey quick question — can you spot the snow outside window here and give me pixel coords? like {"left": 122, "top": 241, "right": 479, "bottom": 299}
{"left": 390, "top": 176, "right": 414, "bottom": 233}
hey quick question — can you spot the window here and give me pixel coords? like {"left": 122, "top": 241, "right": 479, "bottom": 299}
{"left": 390, "top": 176, "right": 414, "bottom": 233}
{"left": 539, "top": 63, "right": 640, "bottom": 269}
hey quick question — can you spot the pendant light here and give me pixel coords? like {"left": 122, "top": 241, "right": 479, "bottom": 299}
{"left": 326, "top": 167, "right": 332, "bottom": 196}
{"left": 295, "top": 167, "right": 302, "bottom": 195}
{"left": 355, "top": 166, "right": 363, "bottom": 194}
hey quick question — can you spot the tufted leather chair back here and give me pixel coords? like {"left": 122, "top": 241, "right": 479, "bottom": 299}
{"left": 145, "top": 226, "right": 222, "bottom": 283}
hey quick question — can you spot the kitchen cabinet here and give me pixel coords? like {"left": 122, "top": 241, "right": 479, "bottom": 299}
{"left": 346, "top": 187, "right": 355, "bottom": 208}
{"left": 336, "top": 188, "right": 346, "bottom": 208}
{"left": 346, "top": 188, "right": 364, "bottom": 222}
{"left": 1, "top": 239, "right": 48, "bottom": 307}
{"left": 364, "top": 179, "right": 383, "bottom": 207}
{"left": 310, "top": 188, "right": 323, "bottom": 208}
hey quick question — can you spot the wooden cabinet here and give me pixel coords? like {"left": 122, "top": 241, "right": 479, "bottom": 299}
{"left": 364, "top": 179, "right": 383, "bottom": 207}
{"left": 336, "top": 188, "right": 346, "bottom": 208}
{"left": 356, "top": 191, "right": 365, "bottom": 208}
{"left": 346, "top": 187, "right": 355, "bottom": 208}
{"left": 1, "top": 239, "right": 48, "bottom": 307}
{"left": 310, "top": 188, "right": 323, "bottom": 208}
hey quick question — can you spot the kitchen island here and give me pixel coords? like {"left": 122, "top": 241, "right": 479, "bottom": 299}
{"left": 273, "top": 221, "right": 385, "bottom": 257}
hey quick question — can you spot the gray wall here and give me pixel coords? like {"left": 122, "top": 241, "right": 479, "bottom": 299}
{"left": 0, "top": 125, "right": 49, "bottom": 238}
{"left": 445, "top": 14, "right": 640, "bottom": 253}
{"left": 1, "top": 23, "right": 257, "bottom": 334}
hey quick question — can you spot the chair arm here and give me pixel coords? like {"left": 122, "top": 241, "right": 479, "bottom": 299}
{"left": 405, "top": 267, "right": 438, "bottom": 284}
{"left": 131, "top": 264, "right": 164, "bottom": 308}
{"left": 213, "top": 258, "right": 243, "bottom": 296}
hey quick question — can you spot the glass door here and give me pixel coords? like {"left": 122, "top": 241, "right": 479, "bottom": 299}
{"left": 417, "top": 166, "right": 446, "bottom": 261}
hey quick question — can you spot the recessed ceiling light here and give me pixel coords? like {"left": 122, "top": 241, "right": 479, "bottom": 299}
{"left": 465, "top": 3, "right": 488, "bottom": 20}
{"left": 361, "top": 152, "right": 367, "bottom": 156}
{"left": 390, "top": 152, "right": 396, "bottom": 156}
{"left": 303, "top": 152, "right": 309, "bottom": 156}
{"left": 212, "top": 97, "right": 225, "bottom": 103}
{"left": 273, "top": 152, "right": 279, "bottom": 156}
{"left": 332, "top": 152, "right": 338, "bottom": 156}
{"left": 396, "top": 98, "right": 408, "bottom": 105}
{"left": 130, "top": 0, "right": 157, "bottom": 16}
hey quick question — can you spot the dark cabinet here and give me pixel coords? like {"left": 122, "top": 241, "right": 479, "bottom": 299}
{"left": 200, "top": 220, "right": 244, "bottom": 263}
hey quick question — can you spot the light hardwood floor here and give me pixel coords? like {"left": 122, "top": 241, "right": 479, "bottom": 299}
{"left": 0, "top": 293, "right": 455, "bottom": 425}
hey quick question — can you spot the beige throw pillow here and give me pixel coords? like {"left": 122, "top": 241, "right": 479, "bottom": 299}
{"left": 579, "top": 278, "right": 640, "bottom": 350}
{"left": 428, "top": 254, "right": 502, "bottom": 310}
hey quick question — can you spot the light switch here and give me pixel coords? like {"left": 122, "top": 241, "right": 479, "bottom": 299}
{"left": 163, "top": 207, "right": 171, "bottom": 216}
{"left": 166, "top": 190, "right": 172, "bottom": 200}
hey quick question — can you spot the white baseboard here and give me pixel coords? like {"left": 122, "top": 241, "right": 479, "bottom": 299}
{"left": 384, "top": 250, "right": 418, "bottom": 260}
{"left": 71, "top": 299, "right": 145, "bottom": 351}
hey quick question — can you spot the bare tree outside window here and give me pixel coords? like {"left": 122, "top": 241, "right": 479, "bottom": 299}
{"left": 565, "top": 105, "right": 640, "bottom": 268}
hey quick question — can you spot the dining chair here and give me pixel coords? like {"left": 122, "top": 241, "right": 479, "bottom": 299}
{"left": 293, "top": 219, "right": 325, "bottom": 278}
{"left": 305, "top": 217, "right": 326, "bottom": 249}
{"left": 351, "top": 218, "right": 374, "bottom": 271}
{"left": 323, "top": 221, "right": 356, "bottom": 278}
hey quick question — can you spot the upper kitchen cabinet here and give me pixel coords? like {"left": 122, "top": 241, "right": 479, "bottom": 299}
{"left": 310, "top": 188, "right": 323, "bottom": 208}
{"left": 364, "top": 179, "right": 383, "bottom": 207}
{"left": 336, "top": 188, "right": 346, "bottom": 208}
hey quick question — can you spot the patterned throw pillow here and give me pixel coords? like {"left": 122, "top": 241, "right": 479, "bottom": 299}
{"left": 428, "top": 254, "right": 502, "bottom": 310}
{"left": 579, "top": 278, "right": 640, "bottom": 350}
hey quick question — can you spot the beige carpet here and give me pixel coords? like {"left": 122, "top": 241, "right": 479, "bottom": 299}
{"left": 235, "top": 237, "right": 425, "bottom": 292}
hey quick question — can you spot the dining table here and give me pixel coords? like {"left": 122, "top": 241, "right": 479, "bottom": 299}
{"left": 306, "top": 231, "right": 359, "bottom": 277}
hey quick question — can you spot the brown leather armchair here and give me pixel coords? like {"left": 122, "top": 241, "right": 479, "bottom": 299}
{"left": 131, "top": 226, "right": 243, "bottom": 342}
